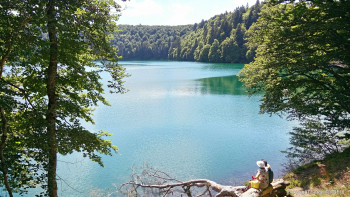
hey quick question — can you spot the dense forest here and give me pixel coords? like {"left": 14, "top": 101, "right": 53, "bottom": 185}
{"left": 112, "top": 25, "right": 193, "bottom": 60}
{"left": 112, "top": 1, "right": 262, "bottom": 63}
{"left": 1, "top": 0, "right": 350, "bottom": 196}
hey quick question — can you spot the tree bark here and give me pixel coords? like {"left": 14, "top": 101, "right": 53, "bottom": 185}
{"left": 122, "top": 178, "right": 290, "bottom": 197}
{"left": 46, "top": 0, "right": 58, "bottom": 196}
{"left": 0, "top": 46, "right": 12, "bottom": 79}
{"left": 0, "top": 29, "right": 14, "bottom": 197}
{"left": 122, "top": 179, "right": 245, "bottom": 197}
{"left": 0, "top": 108, "right": 13, "bottom": 197}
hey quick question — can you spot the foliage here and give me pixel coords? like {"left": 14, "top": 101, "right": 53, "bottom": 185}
{"left": 169, "top": 1, "right": 261, "bottom": 63}
{"left": 283, "top": 118, "right": 345, "bottom": 164}
{"left": 113, "top": 0, "right": 262, "bottom": 63}
{"left": 112, "top": 25, "right": 193, "bottom": 60}
{"left": 240, "top": 0, "right": 350, "bottom": 160}
{"left": 0, "top": 0, "right": 127, "bottom": 196}
{"left": 208, "top": 39, "right": 221, "bottom": 62}
{"left": 284, "top": 147, "right": 350, "bottom": 192}
{"left": 199, "top": 44, "right": 210, "bottom": 62}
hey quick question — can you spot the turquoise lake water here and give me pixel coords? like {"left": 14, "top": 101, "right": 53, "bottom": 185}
{"left": 14, "top": 61, "right": 297, "bottom": 197}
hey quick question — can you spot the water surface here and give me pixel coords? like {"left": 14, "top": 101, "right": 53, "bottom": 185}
{"left": 25, "top": 61, "right": 295, "bottom": 196}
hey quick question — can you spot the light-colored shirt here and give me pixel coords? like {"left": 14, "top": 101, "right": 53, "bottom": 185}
{"left": 255, "top": 168, "right": 269, "bottom": 189}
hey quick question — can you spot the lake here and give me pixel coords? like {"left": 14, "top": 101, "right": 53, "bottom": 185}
{"left": 20, "top": 61, "right": 296, "bottom": 197}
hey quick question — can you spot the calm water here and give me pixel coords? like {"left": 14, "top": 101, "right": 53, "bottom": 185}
{"left": 21, "top": 61, "right": 296, "bottom": 197}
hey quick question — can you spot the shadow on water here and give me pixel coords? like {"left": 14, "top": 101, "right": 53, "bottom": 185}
{"left": 196, "top": 75, "right": 247, "bottom": 95}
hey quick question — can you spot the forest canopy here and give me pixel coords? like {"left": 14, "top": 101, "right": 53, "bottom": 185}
{"left": 112, "top": 0, "right": 262, "bottom": 63}
{"left": 2, "top": 0, "right": 350, "bottom": 196}
{"left": 0, "top": 0, "right": 127, "bottom": 196}
{"left": 240, "top": 0, "right": 350, "bottom": 162}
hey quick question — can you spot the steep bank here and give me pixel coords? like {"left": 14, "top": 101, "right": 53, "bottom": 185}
{"left": 284, "top": 147, "right": 350, "bottom": 196}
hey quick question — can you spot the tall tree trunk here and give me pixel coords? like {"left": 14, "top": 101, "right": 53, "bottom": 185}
{"left": 0, "top": 108, "right": 13, "bottom": 197}
{"left": 0, "top": 28, "right": 14, "bottom": 197}
{"left": 47, "top": 0, "right": 58, "bottom": 196}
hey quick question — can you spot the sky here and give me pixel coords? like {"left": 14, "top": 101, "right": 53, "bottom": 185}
{"left": 117, "top": 0, "right": 259, "bottom": 26}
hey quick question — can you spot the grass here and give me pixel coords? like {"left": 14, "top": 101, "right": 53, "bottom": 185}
{"left": 284, "top": 147, "right": 350, "bottom": 196}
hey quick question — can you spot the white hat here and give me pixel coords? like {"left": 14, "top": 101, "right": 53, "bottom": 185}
{"left": 257, "top": 161, "right": 265, "bottom": 168}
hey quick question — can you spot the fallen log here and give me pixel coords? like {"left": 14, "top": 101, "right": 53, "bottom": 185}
{"left": 121, "top": 178, "right": 290, "bottom": 196}
{"left": 122, "top": 179, "right": 247, "bottom": 197}
{"left": 119, "top": 165, "right": 290, "bottom": 197}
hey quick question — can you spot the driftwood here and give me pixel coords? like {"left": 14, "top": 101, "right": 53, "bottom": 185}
{"left": 119, "top": 165, "right": 290, "bottom": 197}
{"left": 121, "top": 179, "right": 247, "bottom": 197}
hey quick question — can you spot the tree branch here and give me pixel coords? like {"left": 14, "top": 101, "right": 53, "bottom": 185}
{"left": 0, "top": 78, "right": 36, "bottom": 110}
{"left": 119, "top": 166, "right": 290, "bottom": 197}
{"left": 0, "top": 17, "right": 31, "bottom": 78}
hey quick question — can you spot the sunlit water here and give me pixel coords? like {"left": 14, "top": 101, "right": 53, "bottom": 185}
{"left": 16, "top": 61, "right": 296, "bottom": 197}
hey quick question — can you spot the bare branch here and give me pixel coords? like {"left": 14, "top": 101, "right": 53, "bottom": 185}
{"left": 56, "top": 174, "right": 82, "bottom": 194}
{"left": 118, "top": 165, "right": 290, "bottom": 197}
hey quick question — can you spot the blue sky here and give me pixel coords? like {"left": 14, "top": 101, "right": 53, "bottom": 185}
{"left": 117, "top": 0, "right": 259, "bottom": 26}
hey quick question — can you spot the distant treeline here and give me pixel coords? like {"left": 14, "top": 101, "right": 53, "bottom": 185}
{"left": 113, "top": 0, "right": 262, "bottom": 63}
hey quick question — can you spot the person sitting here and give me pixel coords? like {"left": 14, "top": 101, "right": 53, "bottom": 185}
{"left": 261, "top": 159, "right": 274, "bottom": 184}
{"left": 252, "top": 160, "right": 269, "bottom": 189}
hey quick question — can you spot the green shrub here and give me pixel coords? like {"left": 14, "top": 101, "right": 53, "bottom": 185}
{"left": 287, "top": 178, "right": 301, "bottom": 189}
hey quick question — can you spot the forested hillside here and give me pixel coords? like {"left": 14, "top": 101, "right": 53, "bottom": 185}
{"left": 113, "top": 0, "right": 262, "bottom": 63}
{"left": 112, "top": 25, "right": 193, "bottom": 60}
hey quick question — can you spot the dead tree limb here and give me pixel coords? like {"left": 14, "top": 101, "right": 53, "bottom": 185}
{"left": 118, "top": 165, "right": 290, "bottom": 197}
{"left": 121, "top": 179, "right": 246, "bottom": 197}
{"left": 118, "top": 165, "right": 246, "bottom": 197}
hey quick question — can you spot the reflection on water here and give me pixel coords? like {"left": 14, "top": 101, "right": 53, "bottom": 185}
{"left": 22, "top": 61, "right": 296, "bottom": 197}
{"left": 196, "top": 75, "right": 246, "bottom": 95}
{"left": 202, "top": 62, "right": 244, "bottom": 71}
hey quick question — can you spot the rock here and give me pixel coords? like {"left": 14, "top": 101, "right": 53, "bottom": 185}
{"left": 241, "top": 188, "right": 260, "bottom": 197}
{"left": 239, "top": 179, "right": 290, "bottom": 197}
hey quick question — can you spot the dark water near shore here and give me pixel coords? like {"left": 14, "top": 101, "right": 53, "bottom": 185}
{"left": 14, "top": 61, "right": 296, "bottom": 197}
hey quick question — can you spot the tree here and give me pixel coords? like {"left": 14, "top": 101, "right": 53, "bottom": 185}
{"left": 283, "top": 118, "right": 342, "bottom": 163}
{"left": 199, "top": 44, "right": 211, "bottom": 62}
{"left": 114, "top": 25, "right": 193, "bottom": 60}
{"left": 221, "top": 36, "right": 240, "bottom": 63}
{"left": 240, "top": 0, "right": 350, "bottom": 160}
{"left": 0, "top": 1, "right": 45, "bottom": 196}
{"left": 1, "top": 0, "right": 127, "bottom": 196}
{"left": 112, "top": 1, "right": 261, "bottom": 62}
{"left": 118, "top": 165, "right": 290, "bottom": 197}
{"left": 234, "top": 24, "right": 245, "bottom": 48}
{"left": 113, "top": 1, "right": 263, "bottom": 63}
{"left": 208, "top": 39, "right": 221, "bottom": 62}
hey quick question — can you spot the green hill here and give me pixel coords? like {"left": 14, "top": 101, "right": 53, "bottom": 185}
{"left": 112, "top": 0, "right": 262, "bottom": 63}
